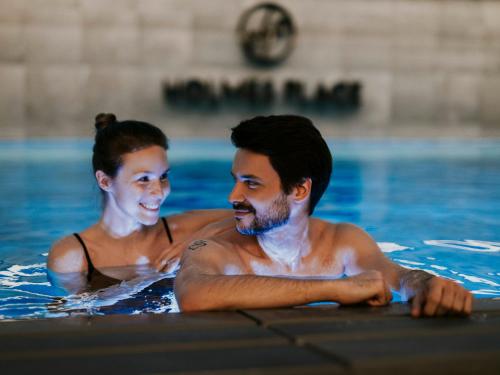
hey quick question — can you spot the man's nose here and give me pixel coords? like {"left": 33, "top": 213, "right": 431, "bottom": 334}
{"left": 228, "top": 182, "right": 244, "bottom": 204}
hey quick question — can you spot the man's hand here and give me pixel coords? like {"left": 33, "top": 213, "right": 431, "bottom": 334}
{"left": 410, "top": 276, "right": 473, "bottom": 318}
{"left": 338, "top": 270, "right": 393, "bottom": 306}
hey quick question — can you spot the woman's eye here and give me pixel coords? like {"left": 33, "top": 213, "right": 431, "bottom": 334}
{"left": 138, "top": 176, "right": 149, "bottom": 182}
{"left": 246, "top": 181, "right": 259, "bottom": 188}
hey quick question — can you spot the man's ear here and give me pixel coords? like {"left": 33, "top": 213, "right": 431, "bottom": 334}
{"left": 95, "top": 170, "right": 113, "bottom": 192}
{"left": 293, "top": 178, "right": 312, "bottom": 203}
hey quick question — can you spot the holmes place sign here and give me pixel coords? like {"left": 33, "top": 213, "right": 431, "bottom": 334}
{"left": 163, "top": 78, "right": 361, "bottom": 114}
{"left": 162, "top": 2, "right": 362, "bottom": 114}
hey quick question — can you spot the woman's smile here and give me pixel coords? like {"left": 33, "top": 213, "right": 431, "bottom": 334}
{"left": 139, "top": 202, "right": 161, "bottom": 212}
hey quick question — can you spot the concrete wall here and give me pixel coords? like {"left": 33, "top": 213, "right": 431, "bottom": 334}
{"left": 0, "top": 0, "right": 499, "bottom": 138}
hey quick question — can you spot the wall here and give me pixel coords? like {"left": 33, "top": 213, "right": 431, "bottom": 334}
{"left": 0, "top": 0, "right": 499, "bottom": 138}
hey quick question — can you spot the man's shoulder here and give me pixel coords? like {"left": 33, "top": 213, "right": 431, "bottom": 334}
{"left": 184, "top": 225, "right": 259, "bottom": 269}
{"left": 334, "top": 222, "right": 367, "bottom": 236}
{"left": 185, "top": 226, "right": 241, "bottom": 254}
{"left": 181, "top": 230, "right": 248, "bottom": 274}
{"left": 309, "top": 219, "right": 374, "bottom": 248}
{"left": 309, "top": 218, "right": 362, "bottom": 237}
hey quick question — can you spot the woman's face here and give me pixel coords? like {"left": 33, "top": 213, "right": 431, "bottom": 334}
{"left": 106, "top": 145, "right": 170, "bottom": 226}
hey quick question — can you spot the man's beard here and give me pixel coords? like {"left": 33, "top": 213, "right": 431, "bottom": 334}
{"left": 234, "top": 194, "right": 291, "bottom": 235}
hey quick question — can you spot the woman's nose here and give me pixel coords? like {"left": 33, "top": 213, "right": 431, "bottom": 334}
{"left": 149, "top": 179, "right": 165, "bottom": 198}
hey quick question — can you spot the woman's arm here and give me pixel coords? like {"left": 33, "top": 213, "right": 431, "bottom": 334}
{"left": 47, "top": 235, "right": 88, "bottom": 293}
{"left": 46, "top": 269, "right": 88, "bottom": 295}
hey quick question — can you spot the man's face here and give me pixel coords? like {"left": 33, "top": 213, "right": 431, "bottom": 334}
{"left": 229, "top": 149, "right": 291, "bottom": 235}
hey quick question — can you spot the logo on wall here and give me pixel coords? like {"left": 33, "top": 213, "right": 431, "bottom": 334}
{"left": 237, "top": 3, "right": 296, "bottom": 67}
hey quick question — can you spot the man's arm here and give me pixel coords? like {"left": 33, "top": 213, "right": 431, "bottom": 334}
{"left": 174, "top": 239, "right": 392, "bottom": 312}
{"left": 337, "top": 223, "right": 473, "bottom": 317}
{"left": 399, "top": 269, "right": 473, "bottom": 317}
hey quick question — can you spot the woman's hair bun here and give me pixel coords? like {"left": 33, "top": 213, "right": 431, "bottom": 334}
{"left": 95, "top": 113, "right": 117, "bottom": 131}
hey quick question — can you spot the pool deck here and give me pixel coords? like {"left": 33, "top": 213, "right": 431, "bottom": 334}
{"left": 1, "top": 299, "right": 499, "bottom": 374}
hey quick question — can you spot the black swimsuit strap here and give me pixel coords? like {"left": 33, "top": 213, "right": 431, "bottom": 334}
{"left": 161, "top": 217, "right": 173, "bottom": 244}
{"left": 73, "top": 233, "right": 94, "bottom": 281}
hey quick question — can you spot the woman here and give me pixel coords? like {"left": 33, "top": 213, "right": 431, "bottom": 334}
{"left": 47, "top": 113, "right": 229, "bottom": 293}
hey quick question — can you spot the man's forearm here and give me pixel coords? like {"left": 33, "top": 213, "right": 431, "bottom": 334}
{"left": 174, "top": 270, "right": 391, "bottom": 311}
{"left": 175, "top": 273, "right": 341, "bottom": 311}
{"left": 399, "top": 269, "right": 434, "bottom": 300}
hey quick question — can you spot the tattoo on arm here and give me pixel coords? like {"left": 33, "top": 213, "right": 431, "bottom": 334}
{"left": 188, "top": 240, "right": 208, "bottom": 251}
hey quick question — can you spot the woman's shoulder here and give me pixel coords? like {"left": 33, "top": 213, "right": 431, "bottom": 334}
{"left": 47, "top": 233, "right": 87, "bottom": 273}
{"left": 167, "top": 209, "right": 232, "bottom": 228}
{"left": 163, "top": 210, "right": 231, "bottom": 241}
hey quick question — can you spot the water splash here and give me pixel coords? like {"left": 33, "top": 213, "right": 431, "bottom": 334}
{"left": 44, "top": 272, "right": 177, "bottom": 317}
{"left": 0, "top": 261, "right": 177, "bottom": 319}
{"left": 378, "top": 242, "right": 412, "bottom": 253}
{"left": 424, "top": 240, "right": 500, "bottom": 253}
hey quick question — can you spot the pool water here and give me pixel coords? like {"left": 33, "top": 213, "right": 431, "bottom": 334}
{"left": 0, "top": 139, "right": 499, "bottom": 319}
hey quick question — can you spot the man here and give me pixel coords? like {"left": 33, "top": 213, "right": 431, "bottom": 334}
{"left": 174, "top": 115, "right": 472, "bottom": 317}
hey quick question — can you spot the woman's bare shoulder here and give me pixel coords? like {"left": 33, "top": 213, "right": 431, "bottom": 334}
{"left": 169, "top": 209, "right": 232, "bottom": 225}
{"left": 165, "top": 210, "right": 232, "bottom": 239}
{"left": 47, "top": 234, "right": 87, "bottom": 273}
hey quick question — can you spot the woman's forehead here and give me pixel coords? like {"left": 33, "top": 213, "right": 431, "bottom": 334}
{"left": 120, "top": 145, "right": 169, "bottom": 172}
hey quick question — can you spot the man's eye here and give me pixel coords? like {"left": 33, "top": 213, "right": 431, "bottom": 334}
{"left": 138, "top": 176, "right": 149, "bottom": 182}
{"left": 160, "top": 173, "right": 169, "bottom": 182}
{"left": 246, "top": 181, "right": 259, "bottom": 188}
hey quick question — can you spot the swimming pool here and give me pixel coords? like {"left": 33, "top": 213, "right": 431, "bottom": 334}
{"left": 0, "top": 139, "right": 499, "bottom": 319}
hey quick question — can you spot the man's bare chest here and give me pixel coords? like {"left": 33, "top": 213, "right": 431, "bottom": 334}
{"left": 224, "top": 248, "right": 344, "bottom": 278}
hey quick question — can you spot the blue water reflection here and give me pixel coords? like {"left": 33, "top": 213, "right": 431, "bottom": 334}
{"left": 0, "top": 139, "right": 499, "bottom": 318}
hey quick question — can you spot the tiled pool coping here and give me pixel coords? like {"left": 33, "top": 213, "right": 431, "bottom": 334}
{"left": 1, "top": 299, "right": 499, "bottom": 374}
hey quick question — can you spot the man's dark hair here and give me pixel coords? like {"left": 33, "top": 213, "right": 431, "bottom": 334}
{"left": 231, "top": 115, "right": 332, "bottom": 215}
